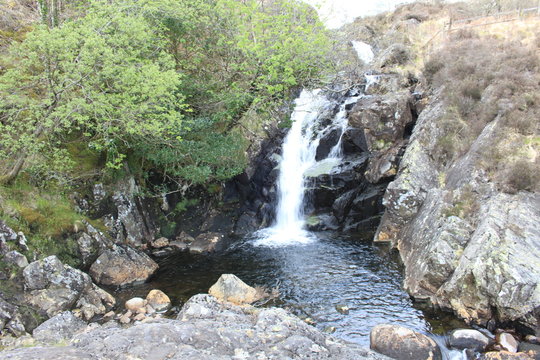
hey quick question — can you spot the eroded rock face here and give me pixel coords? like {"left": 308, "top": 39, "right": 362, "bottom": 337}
{"left": 22, "top": 256, "right": 115, "bottom": 320}
{"left": 375, "top": 90, "right": 540, "bottom": 334}
{"left": 1, "top": 294, "right": 390, "bottom": 359}
{"left": 89, "top": 245, "right": 158, "bottom": 286}
{"left": 370, "top": 324, "right": 441, "bottom": 360}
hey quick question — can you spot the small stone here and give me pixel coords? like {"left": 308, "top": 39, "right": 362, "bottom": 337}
{"left": 525, "top": 335, "right": 540, "bottom": 345}
{"left": 304, "top": 318, "right": 316, "bottom": 325}
{"left": 146, "top": 289, "right": 171, "bottom": 312}
{"left": 151, "top": 237, "right": 169, "bottom": 249}
{"left": 119, "top": 311, "right": 132, "bottom": 324}
{"left": 145, "top": 305, "right": 156, "bottom": 316}
{"left": 498, "top": 333, "right": 519, "bottom": 353}
{"left": 3, "top": 251, "right": 28, "bottom": 268}
{"left": 323, "top": 326, "right": 336, "bottom": 334}
{"left": 103, "top": 311, "right": 115, "bottom": 319}
{"left": 335, "top": 304, "right": 349, "bottom": 315}
{"left": 133, "top": 313, "right": 146, "bottom": 321}
{"left": 169, "top": 241, "right": 188, "bottom": 251}
{"left": 125, "top": 297, "right": 146, "bottom": 313}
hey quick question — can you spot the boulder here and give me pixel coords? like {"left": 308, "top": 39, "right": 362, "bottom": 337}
{"left": 233, "top": 212, "right": 259, "bottom": 237}
{"left": 32, "top": 311, "right": 87, "bottom": 344}
{"left": 370, "top": 324, "right": 442, "bottom": 360}
{"left": 23, "top": 256, "right": 115, "bottom": 320}
{"left": 3, "top": 251, "right": 28, "bottom": 268}
{"left": 146, "top": 290, "right": 171, "bottom": 312}
{"left": 449, "top": 329, "right": 491, "bottom": 352}
{"left": 125, "top": 298, "right": 146, "bottom": 313}
{"left": 208, "top": 274, "right": 259, "bottom": 305}
{"left": 189, "top": 232, "right": 225, "bottom": 254}
{"left": 89, "top": 245, "right": 158, "bottom": 286}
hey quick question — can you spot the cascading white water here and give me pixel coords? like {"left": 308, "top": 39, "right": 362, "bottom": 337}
{"left": 253, "top": 89, "right": 334, "bottom": 247}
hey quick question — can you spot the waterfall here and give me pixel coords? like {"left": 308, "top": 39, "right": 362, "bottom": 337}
{"left": 254, "top": 89, "right": 358, "bottom": 247}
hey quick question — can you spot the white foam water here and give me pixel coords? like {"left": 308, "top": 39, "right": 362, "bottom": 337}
{"left": 352, "top": 41, "right": 374, "bottom": 64}
{"left": 253, "top": 90, "right": 332, "bottom": 247}
{"left": 253, "top": 89, "right": 361, "bottom": 248}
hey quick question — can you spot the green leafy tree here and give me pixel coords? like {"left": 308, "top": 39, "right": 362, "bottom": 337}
{"left": 0, "top": 0, "right": 185, "bottom": 183}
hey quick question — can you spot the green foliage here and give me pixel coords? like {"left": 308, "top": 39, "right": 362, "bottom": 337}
{"left": 0, "top": 180, "right": 84, "bottom": 266}
{"left": 0, "top": 0, "right": 185, "bottom": 181}
{"left": 0, "top": 0, "right": 333, "bottom": 189}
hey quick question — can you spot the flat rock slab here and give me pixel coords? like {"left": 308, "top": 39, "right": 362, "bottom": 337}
{"left": 0, "top": 294, "right": 390, "bottom": 360}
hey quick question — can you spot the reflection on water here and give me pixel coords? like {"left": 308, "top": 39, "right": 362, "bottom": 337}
{"left": 110, "top": 231, "right": 466, "bottom": 346}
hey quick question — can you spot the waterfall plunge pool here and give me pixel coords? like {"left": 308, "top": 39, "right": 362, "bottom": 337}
{"left": 110, "top": 230, "right": 466, "bottom": 347}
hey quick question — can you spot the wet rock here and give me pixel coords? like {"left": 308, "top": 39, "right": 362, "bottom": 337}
{"left": 208, "top": 274, "right": 259, "bottom": 305}
{"left": 370, "top": 324, "right": 442, "bottom": 360}
{"left": 89, "top": 245, "right": 158, "bottom": 286}
{"left": 32, "top": 311, "right": 86, "bottom": 344}
{"left": 151, "top": 237, "right": 169, "bottom": 249}
{"left": 481, "top": 351, "right": 534, "bottom": 360}
{"left": 233, "top": 212, "right": 259, "bottom": 237}
{"left": 23, "top": 256, "right": 115, "bottom": 320}
{"left": 449, "top": 329, "right": 490, "bottom": 352}
{"left": 498, "top": 333, "right": 519, "bottom": 353}
{"left": 336, "top": 304, "right": 350, "bottom": 314}
{"left": 125, "top": 298, "right": 146, "bottom": 313}
{"left": 189, "top": 232, "right": 225, "bottom": 254}
{"left": 3, "top": 251, "right": 28, "bottom": 268}
{"left": 316, "top": 128, "right": 341, "bottom": 160}
{"left": 146, "top": 290, "right": 171, "bottom": 312}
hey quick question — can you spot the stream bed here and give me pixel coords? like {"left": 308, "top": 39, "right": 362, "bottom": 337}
{"left": 111, "top": 230, "right": 465, "bottom": 347}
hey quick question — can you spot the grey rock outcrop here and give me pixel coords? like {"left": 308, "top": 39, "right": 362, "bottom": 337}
{"left": 375, "top": 89, "right": 540, "bottom": 333}
{"left": 23, "top": 256, "right": 115, "bottom": 320}
{"left": 0, "top": 297, "right": 25, "bottom": 336}
{"left": 0, "top": 294, "right": 389, "bottom": 359}
{"left": 32, "top": 311, "right": 87, "bottom": 344}
{"left": 89, "top": 245, "right": 158, "bottom": 286}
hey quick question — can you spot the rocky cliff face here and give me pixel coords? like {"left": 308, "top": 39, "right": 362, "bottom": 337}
{"left": 375, "top": 90, "right": 540, "bottom": 334}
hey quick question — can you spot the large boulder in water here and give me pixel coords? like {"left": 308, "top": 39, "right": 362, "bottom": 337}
{"left": 370, "top": 324, "right": 442, "bottom": 360}
{"left": 189, "top": 232, "right": 225, "bottom": 254}
{"left": 208, "top": 274, "right": 259, "bottom": 305}
{"left": 89, "top": 245, "right": 158, "bottom": 286}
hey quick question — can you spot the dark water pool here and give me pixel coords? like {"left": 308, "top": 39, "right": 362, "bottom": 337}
{"left": 111, "top": 231, "right": 465, "bottom": 346}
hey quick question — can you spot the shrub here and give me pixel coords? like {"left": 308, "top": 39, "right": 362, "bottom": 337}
{"left": 505, "top": 159, "right": 539, "bottom": 193}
